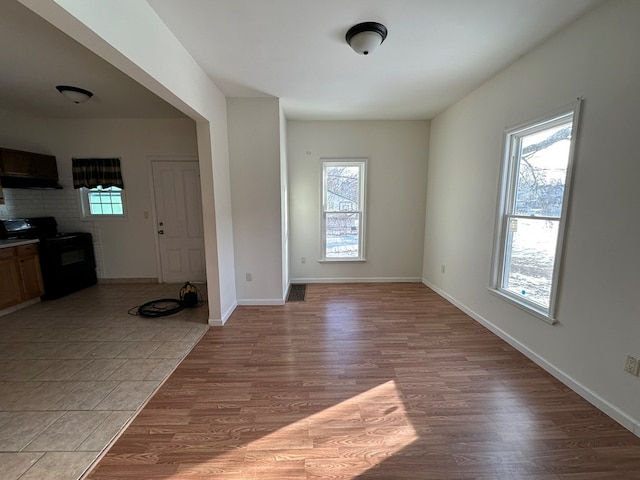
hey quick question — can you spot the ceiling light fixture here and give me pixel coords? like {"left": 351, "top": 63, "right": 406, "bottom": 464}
{"left": 56, "top": 85, "right": 93, "bottom": 104}
{"left": 345, "top": 21, "right": 388, "bottom": 56}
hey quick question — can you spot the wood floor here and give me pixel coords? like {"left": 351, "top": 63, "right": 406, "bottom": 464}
{"left": 86, "top": 283, "right": 640, "bottom": 479}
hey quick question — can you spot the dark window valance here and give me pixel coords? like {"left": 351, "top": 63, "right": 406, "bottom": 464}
{"left": 72, "top": 158, "right": 124, "bottom": 189}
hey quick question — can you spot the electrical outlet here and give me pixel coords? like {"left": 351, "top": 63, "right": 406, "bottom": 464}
{"left": 624, "top": 355, "right": 640, "bottom": 376}
{"left": 245, "top": 272, "right": 252, "bottom": 282}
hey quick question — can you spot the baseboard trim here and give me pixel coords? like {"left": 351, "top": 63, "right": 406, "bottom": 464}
{"left": 237, "top": 299, "right": 285, "bottom": 306}
{"left": 209, "top": 300, "right": 238, "bottom": 327}
{"left": 98, "top": 277, "right": 159, "bottom": 284}
{"left": 290, "top": 277, "right": 422, "bottom": 284}
{"left": 0, "top": 297, "right": 40, "bottom": 318}
{"left": 422, "top": 278, "right": 640, "bottom": 438}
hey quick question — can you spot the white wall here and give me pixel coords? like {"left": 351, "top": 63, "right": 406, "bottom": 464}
{"left": 228, "top": 98, "right": 284, "bottom": 303}
{"left": 279, "top": 104, "right": 289, "bottom": 297}
{"left": 423, "top": 0, "right": 640, "bottom": 434}
{"left": 288, "top": 120, "right": 429, "bottom": 282}
{"left": 0, "top": 107, "right": 198, "bottom": 279}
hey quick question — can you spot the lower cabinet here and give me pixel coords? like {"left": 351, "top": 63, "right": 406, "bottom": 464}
{"left": 0, "top": 244, "right": 44, "bottom": 311}
{"left": 0, "top": 249, "right": 23, "bottom": 310}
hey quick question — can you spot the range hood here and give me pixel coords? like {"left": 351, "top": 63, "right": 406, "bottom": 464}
{"left": 0, "top": 147, "right": 63, "bottom": 190}
{"left": 0, "top": 176, "right": 62, "bottom": 189}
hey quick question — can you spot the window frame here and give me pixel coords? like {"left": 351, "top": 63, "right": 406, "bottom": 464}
{"left": 79, "top": 185, "right": 127, "bottom": 219}
{"left": 320, "top": 159, "right": 367, "bottom": 262}
{"left": 490, "top": 101, "right": 581, "bottom": 324}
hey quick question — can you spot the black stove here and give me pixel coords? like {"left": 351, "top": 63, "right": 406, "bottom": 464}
{"left": 0, "top": 217, "right": 97, "bottom": 299}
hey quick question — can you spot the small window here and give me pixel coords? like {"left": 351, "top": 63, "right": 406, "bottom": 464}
{"left": 80, "top": 186, "right": 126, "bottom": 218}
{"left": 321, "top": 160, "right": 366, "bottom": 261}
{"left": 491, "top": 102, "right": 581, "bottom": 322}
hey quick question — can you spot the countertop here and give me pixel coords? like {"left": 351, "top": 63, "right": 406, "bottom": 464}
{"left": 0, "top": 238, "right": 39, "bottom": 249}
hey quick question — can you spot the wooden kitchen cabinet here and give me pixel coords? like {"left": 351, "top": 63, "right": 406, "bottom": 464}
{"left": 16, "top": 244, "right": 44, "bottom": 300}
{"left": 0, "top": 148, "right": 58, "bottom": 179}
{"left": 0, "top": 244, "right": 44, "bottom": 311}
{"left": 0, "top": 248, "right": 23, "bottom": 310}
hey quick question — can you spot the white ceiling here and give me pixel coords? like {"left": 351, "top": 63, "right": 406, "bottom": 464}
{"left": 0, "top": 1, "right": 185, "bottom": 119}
{"left": 1, "top": 0, "right": 604, "bottom": 120}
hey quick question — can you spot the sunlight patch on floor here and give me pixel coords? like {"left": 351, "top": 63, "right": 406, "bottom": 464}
{"left": 173, "top": 380, "right": 417, "bottom": 478}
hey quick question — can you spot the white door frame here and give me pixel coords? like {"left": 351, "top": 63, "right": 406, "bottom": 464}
{"left": 148, "top": 155, "right": 201, "bottom": 283}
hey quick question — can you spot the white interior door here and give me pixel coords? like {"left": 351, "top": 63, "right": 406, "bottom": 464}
{"left": 152, "top": 160, "right": 206, "bottom": 283}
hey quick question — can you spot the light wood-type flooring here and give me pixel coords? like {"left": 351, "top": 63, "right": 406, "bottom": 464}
{"left": 86, "top": 283, "right": 640, "bottom": 479}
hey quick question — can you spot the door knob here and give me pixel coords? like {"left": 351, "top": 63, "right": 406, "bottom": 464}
{"left": 158, "top": 229, "right": 164, "bottom": 235}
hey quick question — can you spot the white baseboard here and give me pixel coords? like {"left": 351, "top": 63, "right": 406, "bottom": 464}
{"left": 422, "top": 278, "right": 640, "bottom": 438}
{"left": 208, "top": 317, "right": 223, "bottom": 326}
{"left": 209, "top": 300, "right": 238, "bottom": 327}
{"left": 97, "top": 277, "right": 159, "bottom": 284}
{"left": 290, "top": 277, "right": 422, "bottom": 284}
{"left": 237, "top": 299, "right": 285, "bottom": 306}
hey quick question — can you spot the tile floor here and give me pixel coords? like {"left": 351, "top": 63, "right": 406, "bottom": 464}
{"left": 0, "top": 283, "right": 209, "bottom": 480}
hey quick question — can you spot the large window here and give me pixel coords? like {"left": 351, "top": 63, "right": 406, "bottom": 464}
{"left": 321, "top": 160, "right": 366, "bottom": 261}
{"left": 491, "top": 102, "right": 580, "bottom": 322}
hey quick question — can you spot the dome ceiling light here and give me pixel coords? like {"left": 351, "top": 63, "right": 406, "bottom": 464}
{"left": 56, "top": 85, "right": 93, "bottom": 104}
{"left": 345, "top": 21, "right": 388, "bottom": 56}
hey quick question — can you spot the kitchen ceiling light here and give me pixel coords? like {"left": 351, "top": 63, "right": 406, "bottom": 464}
{"left": 56, "top": 85, "right": 93, "bottom": 104}
{"left": 345, "top": 22, "right": 388, "bottom": 55}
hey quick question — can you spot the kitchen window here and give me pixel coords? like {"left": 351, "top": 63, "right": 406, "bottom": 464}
{"left": 73, "top": 157, "right": 126, "bottom": 218}
{"left": 491, "top": 102, "right": 581, "bottom": 323}
{"left": 80, "top": 186, "right": 126, "bottom": 217}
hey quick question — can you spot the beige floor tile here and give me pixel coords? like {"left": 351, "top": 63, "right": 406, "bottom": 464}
{"left": 9, "top": 342, "right": 65, "bottom": 360}
{"left": 0, "top": 283, "right": 207, "bottom": 479}
{"left": 62, "top": 328, "right": 103, "bottom": 342}
{"left": 19, "top": 451, "right": 99, "bottom": 480}
{"left": 148, "top": 340, "right": 197, "bottom": 359}
{"left": 107, "top": 358, "right": 162, "bottom": 381}
{"left": 0, "top": 381, "right": 42, "bottom": 410}
{"left": 81, "top": 341, "right": 129, "bottom": 359}
{"left": 145, "top": 358, "right": 181, "bottom": 381}
{"left": 70, "top": 358, "right": 128, "bottom": 381}
{"left": 0, "top": 359, "right": 56, "bottom": 381}
{"left": 149, "top": 326, "right": 189, "bottom": 341}
{"left": 122, "top": 327, "right": 165, "bottom": 342}
{"left": 0, "top": 411, "right": 64, "bottom": 451}
{"left": 0, "top": 452, "right": 45, "bottom": 480}
{"left": 76, "top": 410, "right": 134, "bottom": 452}
{"left": 11, "top": 381, "right": 80, "bottom": 410}
{"left": 51, "top": 381, "right": 120, "bottom": 410}
{"left": 24, "top": 411, "right": 111, "bottom": 452}
{"left": 87, "top": 327, "right": 133, "bottom": 342}
{"left": 32, "top": 359, "right": 88, "bottom": 381}
{"left": 183, "top": 325, "right": 209, "bottom": 342}
{"left": 94, "top": 380, "right": 160, "bottom": 410}
{"left": 47, "top": 341, "right": 101, "bottom": 359}
{"left": 115, "top": 341, "right": 163, "bottom": 358}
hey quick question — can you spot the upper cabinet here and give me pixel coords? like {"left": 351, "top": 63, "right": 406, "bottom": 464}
{"left": 0, "top": 147, "right": 62, "bottom": 189}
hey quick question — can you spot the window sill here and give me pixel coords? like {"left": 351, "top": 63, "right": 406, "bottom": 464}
{"left": 81, "top": 215, "right": 127, "bottom": 222}
{"left": 488, "top": 288, "right": 557, "bottom": 325}
{"left": 318, "top": 258, "right": 367, "bottom": 263}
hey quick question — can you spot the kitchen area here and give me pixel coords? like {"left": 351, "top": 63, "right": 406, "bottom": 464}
{"left": 0, "top": 2, "right": 205, "bottom": 478}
